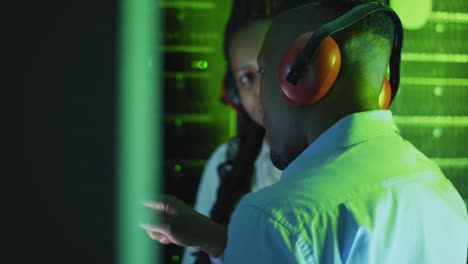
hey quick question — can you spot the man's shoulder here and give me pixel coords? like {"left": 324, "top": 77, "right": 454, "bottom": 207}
{"left": 236, "top": 179, "right": 326, "bottom": 231}
{"left": 240, "top": 178, "right": 304, "bottom": 206}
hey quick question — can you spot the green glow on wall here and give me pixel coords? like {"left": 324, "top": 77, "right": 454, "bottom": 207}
{"left": 389, "top": 1, "right": 468, "bottom": 205}
{"left": 402, "top": 53, "right": 468, "bottom": 63}
{"left": 117, "top": 0, "right": 162, "bottom": 263}
{"left": 393, "top": 116, "right": 468, "bottom": 127}
{"left": 430, "top": 11, "right": 468, "bottom": 23}
{"left": 228, "top": 108, "right": 236, "bottom": 138}
{"left": 391, "top": 0, "right": 432, "bottom": 30}
{"left": 400, "top": 77, "right": 468, "bottom": 87}
{"left": 165, "top": 71, "right": 214, "bottom": 79}
{"left": 161, "top": 1, "right": 215, "bottom": 10}
{"left": 164, "top": 45, "right": 215, "bottom": 53}
{"left": 163, "top": 0, "right": 233, "bottom": 149}
{"left": 166, "top": 113, "right": 215, "bottom": 123}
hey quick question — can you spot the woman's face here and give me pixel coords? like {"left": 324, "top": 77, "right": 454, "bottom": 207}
{"left": 229, "top": 20, "right": 270, "bottom": 126}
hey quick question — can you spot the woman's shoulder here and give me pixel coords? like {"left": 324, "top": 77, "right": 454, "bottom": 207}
{"left": 205, "top": 142, "right": 228, "bottom": 166}
{"left": 200, "top": 138, "right": 234, "bottom": 182}
{"left": 206, "top": 137, "right": 240, "bottom": 166}
{"left": 199, "top": 137, "right": 240, "bottom": 193}
{"left": 194, "top": 139, "right": 239, "bottom": 216}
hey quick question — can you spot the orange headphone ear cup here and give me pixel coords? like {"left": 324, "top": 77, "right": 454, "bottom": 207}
{"left": 379, "top": 76, "right": 392, "bottom": 109}
{"left": 278, "top": 32, "right": 341, "bottom": 106}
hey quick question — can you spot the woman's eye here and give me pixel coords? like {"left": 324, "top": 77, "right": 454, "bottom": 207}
{"left": 238, "top": 72, "right": 256, "bottom": 87}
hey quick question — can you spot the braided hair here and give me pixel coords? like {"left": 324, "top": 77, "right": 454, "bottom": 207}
{"left": 211, "top": 0, "right": 278, "bottom": 226}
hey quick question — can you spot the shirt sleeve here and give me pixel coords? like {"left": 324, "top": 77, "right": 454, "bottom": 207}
{"left": 221, "top": 201, "right": 306, "bottom": 264}
{"left": 209, "top": 253, "right": 225, "bottom": 264}
{"left": 181, "top": 143, "right": 228, "bottom": 264}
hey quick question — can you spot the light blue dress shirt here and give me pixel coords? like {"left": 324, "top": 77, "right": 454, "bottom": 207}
{"left": 212, "top": 110, "right": 468, "bottom": 264}
{"left": 182, "top": 140, "right": 281, "bottom": 264}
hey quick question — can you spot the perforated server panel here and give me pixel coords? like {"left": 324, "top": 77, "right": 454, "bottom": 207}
{"left": 390, "top": 0, "right": 468, "bottom": 206}
{"left": 162, "top": 0, "right": 233, "bottom": 201}
{"left": 162, "top": 1, "right": 233, "bottom": 262}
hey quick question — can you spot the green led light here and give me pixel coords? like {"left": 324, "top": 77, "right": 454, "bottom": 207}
{"left": 435, "top": 23, "right": 445, "bottom": 33}
{"left": 199, "top": 60, "right": 208, "bottom": 69}
{"left": 433, "top": 87, "right": 443, "bottom": 96}
{"left": 192, "top": 60, "right": 209, "bottom": 69}
{"left": 174, "top": 119, "right": 183, "bottom": 127}
{"left": 432, "top": 128, "right": 443, "bottom": 138}
{"left": 173, "top": 164, "right": 182, "bottom": 173}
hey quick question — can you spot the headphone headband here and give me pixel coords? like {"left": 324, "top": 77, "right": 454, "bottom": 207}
{"left": 286, "top": 2, "right": 403, "bottom": 103}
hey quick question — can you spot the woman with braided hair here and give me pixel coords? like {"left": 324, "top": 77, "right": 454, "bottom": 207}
{"left": 139, "top": 0, "right": 281, "bottom": 264}
{"left": 180, "top": 1, "right": 282, "bottom": 263}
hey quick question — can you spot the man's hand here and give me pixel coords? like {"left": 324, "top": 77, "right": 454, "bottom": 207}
{"left": 140, "top": 195, "right": 227, "bottom": 257}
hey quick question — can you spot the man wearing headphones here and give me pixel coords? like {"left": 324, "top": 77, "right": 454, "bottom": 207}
{"left": 221, "top": 1, "right": 467, "bottom": 263}
{"left": 141, "top": 1, "right": 468, "bottom": 263}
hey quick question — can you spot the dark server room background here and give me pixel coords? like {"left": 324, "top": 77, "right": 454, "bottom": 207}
{"left": 6, "top": 0, "right": 467, "bottom": 263}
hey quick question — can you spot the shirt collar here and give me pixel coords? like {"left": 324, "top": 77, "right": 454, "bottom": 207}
{"left": 281, "top": 110, "right": 399, "bottom": 180}
{"left": 255, "top": 138, "right": 271, "bottom": 168}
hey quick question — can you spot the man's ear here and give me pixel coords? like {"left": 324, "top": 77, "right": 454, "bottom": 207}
{"left": 379, "top": 76, "right": 392, "bottom": 110}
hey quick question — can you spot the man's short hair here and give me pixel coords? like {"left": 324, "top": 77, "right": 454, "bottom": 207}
{"left": 272, "top": 0, "right": 395, "bottom": 56}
